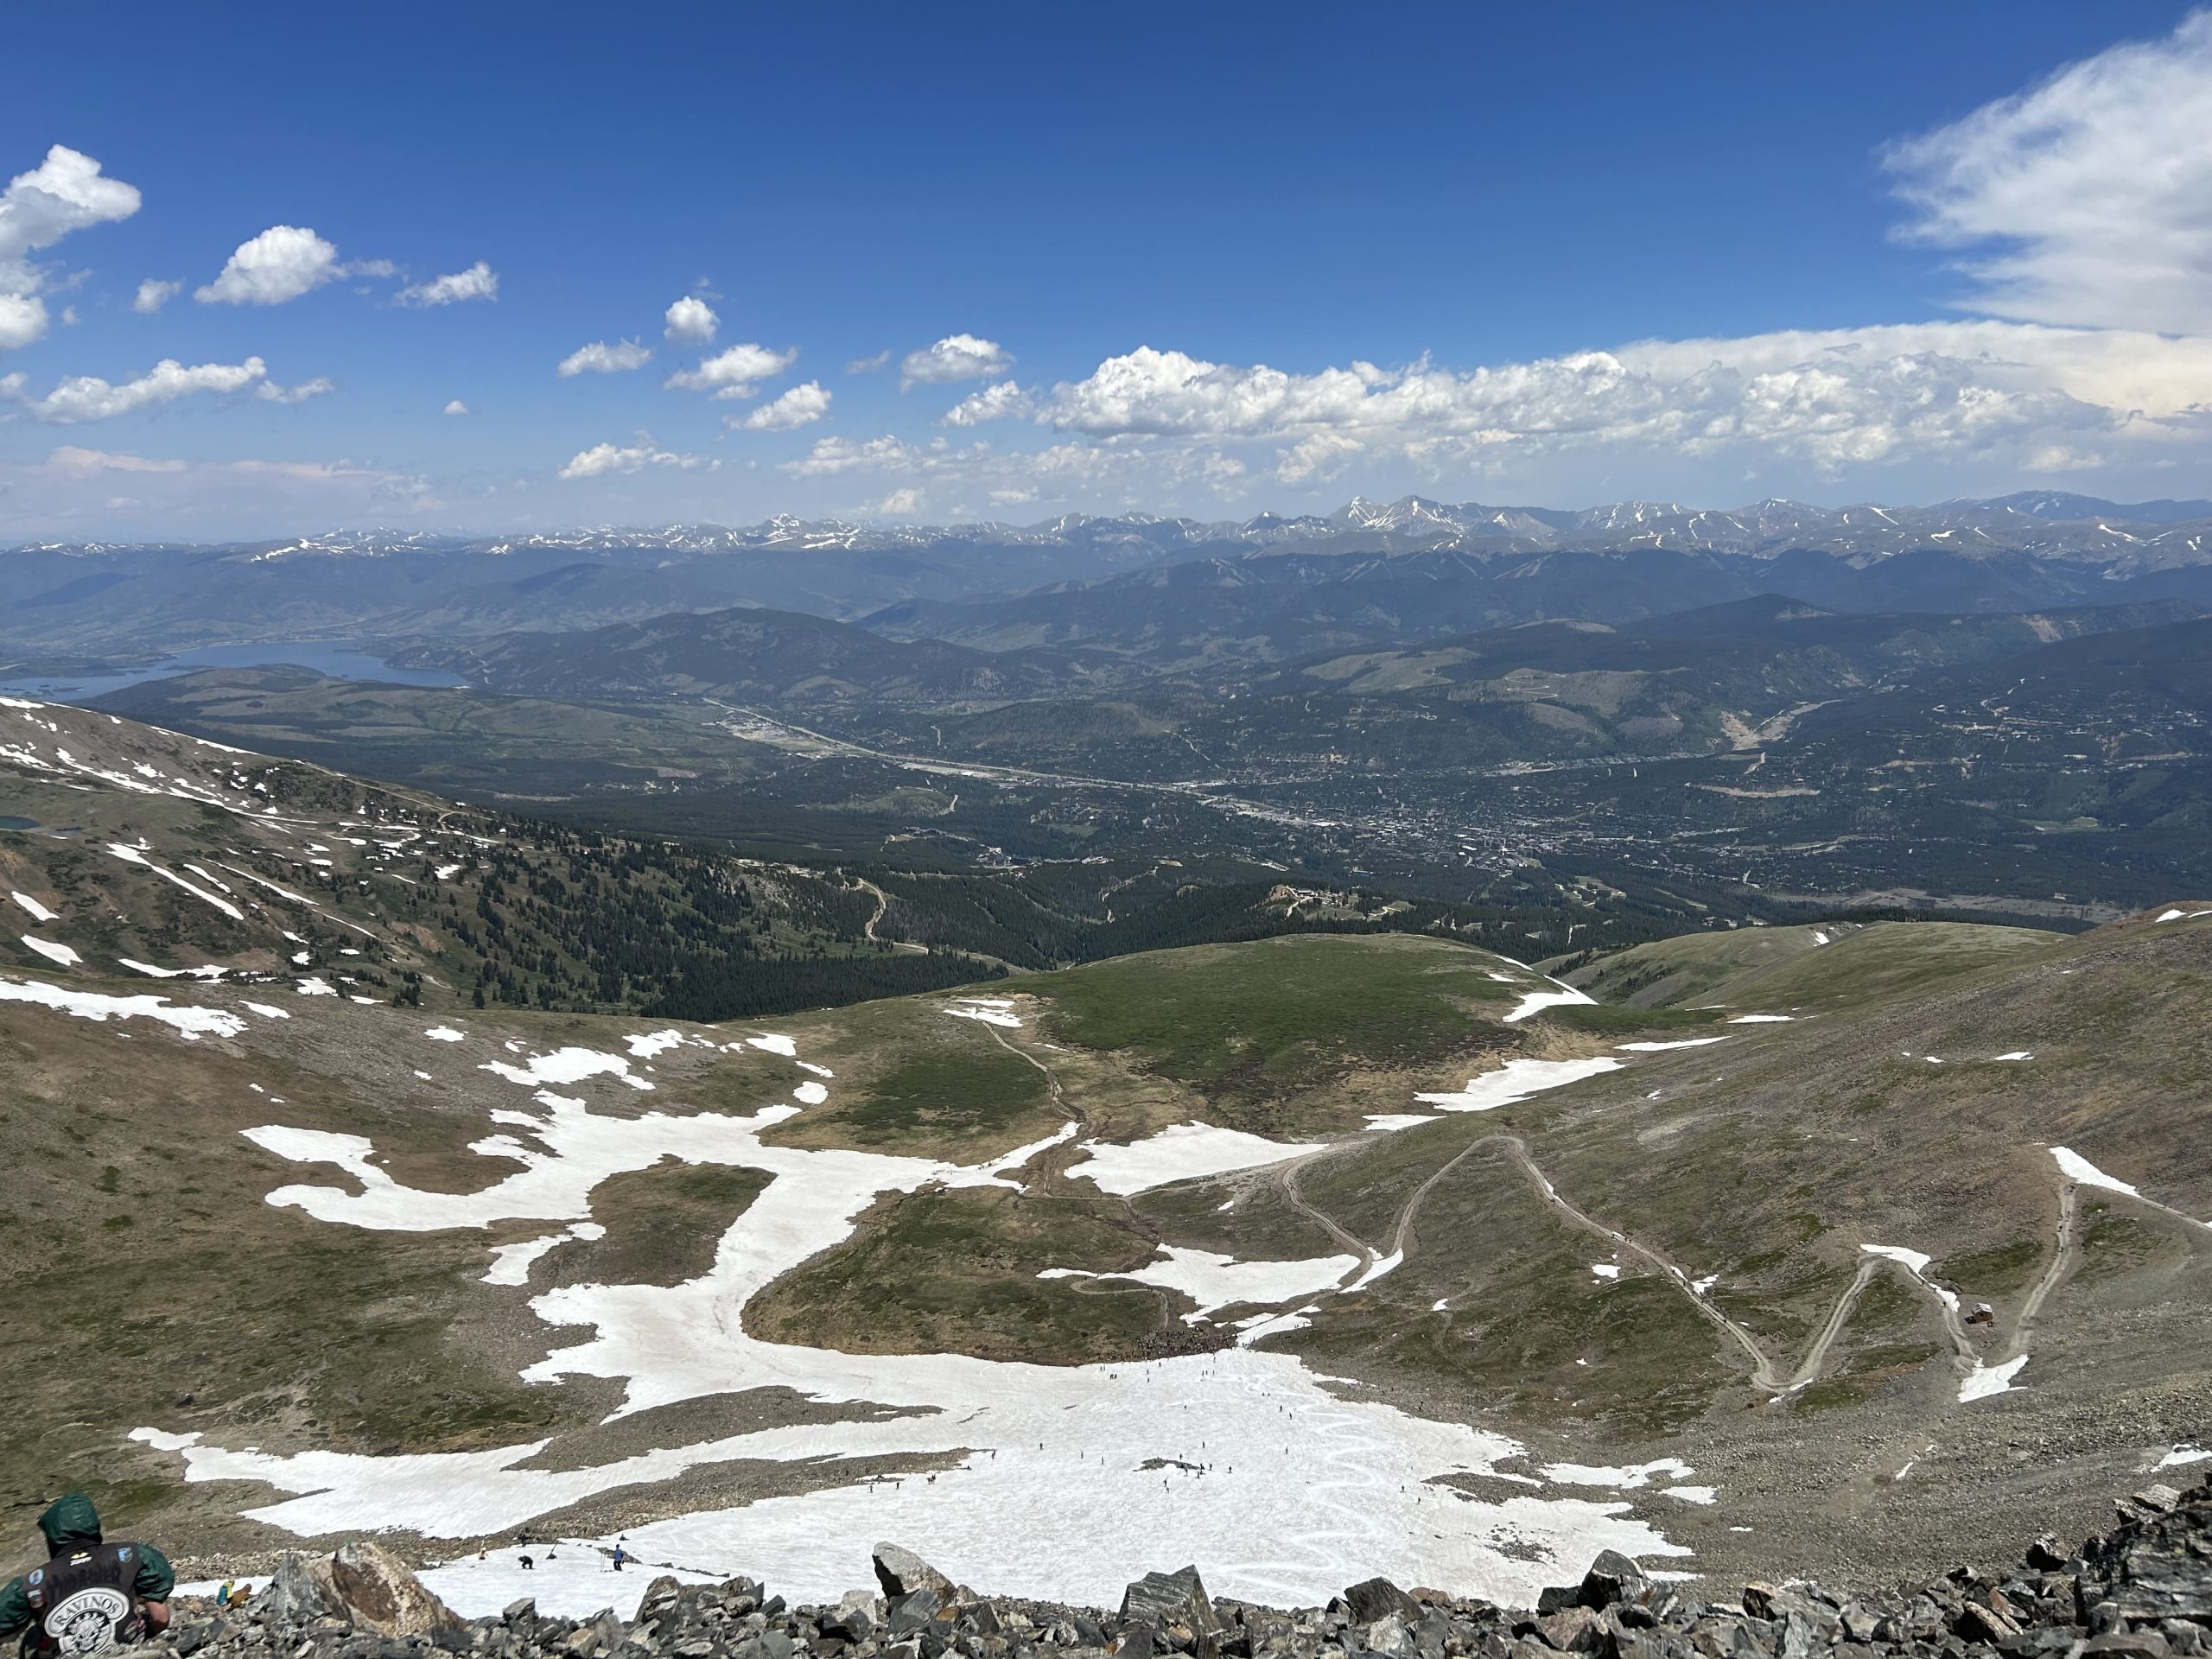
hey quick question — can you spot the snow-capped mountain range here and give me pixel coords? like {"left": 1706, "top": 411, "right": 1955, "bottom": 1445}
{"left": 11, "top": 491, "right": 2212, "bottom": 567}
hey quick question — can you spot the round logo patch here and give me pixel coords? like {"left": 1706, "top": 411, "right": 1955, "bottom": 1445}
{"left": 43, "top": 1586, "right": 131, "bottom": 1656}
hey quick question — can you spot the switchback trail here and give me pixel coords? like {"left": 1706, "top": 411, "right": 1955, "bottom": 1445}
{"left": 2010, "top": 1178, "right": 2082, "bottom": 1360}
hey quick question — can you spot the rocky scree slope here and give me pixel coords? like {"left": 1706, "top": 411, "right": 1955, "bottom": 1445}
{"left": 152, "top": 1481, "right": 2212, "bottom": 1659}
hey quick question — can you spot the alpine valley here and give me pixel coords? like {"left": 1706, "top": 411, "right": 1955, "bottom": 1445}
{"left": 2, "top": 493, "right": 2209, "bottom": 1622}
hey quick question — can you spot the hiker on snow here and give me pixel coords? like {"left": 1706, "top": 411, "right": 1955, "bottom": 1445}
{"left": 0, "top": 1496, "right": 175, "bottom": 1657}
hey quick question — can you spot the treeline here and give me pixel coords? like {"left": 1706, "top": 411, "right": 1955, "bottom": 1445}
{"left": 646, "top": 950, "right": 1003, "bottom": 1020}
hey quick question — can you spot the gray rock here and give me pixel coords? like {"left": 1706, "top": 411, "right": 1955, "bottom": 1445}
{"left": 876, "top": 1548, "right": 955, "bottom": 1602}
{"left": 1580, "top": 1554, "right": 1649, "bottom": 1612}
{"left": 1344, "top": 1582, "right": 1421, "bottom": 1627}
{"left": 262, "top": 1553, "right": 340, "bottom": 1624}
{"left": 1532, "top": 1608, "right": 1604, "bottom": 1653}
{"left": 1363, "top": 1617, "right": 1412, "bottom": 1654}
{"left": 329, "top": 1541, "right": 461, "bottom": 1639}
{"left": 1119, "top": 1570, "right": 1217, "bottom": 1640}
{"left": 888, "top": 1592, "right": 943, "bottom": 1637}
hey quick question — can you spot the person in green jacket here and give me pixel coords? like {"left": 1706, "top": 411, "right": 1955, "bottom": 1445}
{"left": 0, "top": 1496, "right": 175, "bottom": 1657}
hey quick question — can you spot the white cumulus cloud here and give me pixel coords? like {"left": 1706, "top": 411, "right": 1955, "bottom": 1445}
{"left": 900, "top": 333, "right": 1014, "bottom": 389}
{"left": 132, "top": 278, "right": 181, "bottom": 315}
{"left": 0, "top": 144, "right": 143, "bottom": 350}
{"left": 196, "top": 225, "right": 346, "bottom": 306}
{"left": 736, "top": 380, "right": 831, "bottom": 431}
{"left": 845, "top": 349, "right": 892, "bottom": 374}
{"left": 558, "top": 438, "right": 710, "bottom": 480}
{"left": 0, "top": 355, "right": 334, "bottom": 423}
{"left": 0, "top": 296, "right": 42, "bottom": 352}
{"left": 665, "top": 341, "right": 798, "bottom": 399}
{"left": 876, "top": 486, "right": 923, "bottom": 515}
{"left": 557, "top": 338, "right": 652, "bottom": 377}
{"left": 1006, "top": 325, "right": 2207, "bottom": 478}
{"left": 943, "top": 379, "right": 1033, "bottom": 426}
{"left": 443, "top": 398, "right": 469, "bottom": 416}
{"left": 1885, "top": 9, "right": 2212, "bottom": 334}
{"left": 664, "top": 295, "right": 718, "bottom": 344}
{"left": 397, "top": 261, "right": 498, "bottom": 307}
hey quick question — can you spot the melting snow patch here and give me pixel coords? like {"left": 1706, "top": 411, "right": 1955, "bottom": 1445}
{"left": 1050, "top": 1246, "right": 1360, "bottom": 1323}
{"left": 105, "top": 844, "right": 245, "bottom": 919}
{"left": 1726, "top": 1014, "right": 1794, "bottom": 1024}
{"left": 1230, "top": 1305, "right": 1320, "bottom": 1347}
{"left": 1364, "top": 1113, "right": 1443, "bottom": 1133}
{"left": 1501, "top": 982, "right": 1596, "bottom": 1024}
{"left": 2156, "top": 909, "right": 2187, "bottom": 923}
{"left": 1614, "top": 1037, "right": 1730, "bottom": 1052}
{"left": 0, "top": 977, "right": 245, "bottom": 1040}
{"left": 2051, "top": 1147, "right": 2142, "bottom": 1199}
{"left": 1993, "top": 1052, "right": 2033, "bottom": 1062}
{"left": 296, "top": 978, "right": 336, "bottom": 996}
{"left": 1862, "top": 1243, "right": 1933, "bottom": 1274}
{"left": 1066, "top": 1122, "right": 1329, "bottom": 1195}
{"left": 1661, "top": 1486, "right": 1716, "bottom": 1505}
{"left": 944, "top": 999, "right": 1021, "bottom": 1028}
{"left": 747, "top": 1034, "right": 798, "bottom": 1057}
{"left": 1810, "top": 931, "right": 1830, "bottom": 946}
{"left": 792, "top": 1081, "right": 828, "bottom": 1106}
{"left": 242, "top": 1002, "right": 289, "bottom": 1020}
{"left": 482, "top": 1048, "right": 653, "bottom": 1091}
{"left": 2157, "top": 1446, "right": 2210, "bottom": 1470}
{"left": 1590, "top": 1263, "right": 1621, "bottom": 1281}
{"left": 1348, "top": 1250, "right": 1404, "bottom": 1291}
{"left": 979, "top": 1121, "right": 1078, "bottom": 1185}
{"left": 795, "top": 1061, "right": 834, "bottom": 1078}
{"left": 425, "top": 1026, "right": 467, "bottom": 1042}
{"left": 624, "top": 1030, "right": 689, "bottom": 1059}
{"left": 21, "top": 936, "right": 80, "bottom": 966}
{"left": 1959, "top": 1357, "right": 2028, "bottom": 1402}
{"left": 10, "top": 892, "right": 58, "bottom": 924}
{"left": 1542, "top": 1458, "right": 1697, "bottom": 1491}
{"left": 1414, "top": 1056, "right": 1622, "bottom": 1113}
{"left": 483, "top": 1234, "right": 569, "bottom": 1287}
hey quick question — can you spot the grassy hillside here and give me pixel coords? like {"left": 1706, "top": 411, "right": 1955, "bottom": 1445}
{"left": 1557, "top": 918, "right": 2064, "bottom": 1011}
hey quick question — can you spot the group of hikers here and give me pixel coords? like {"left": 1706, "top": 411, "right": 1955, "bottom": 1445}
{"left": 508, "top": 1534, "right": 627, "bottom": 1573}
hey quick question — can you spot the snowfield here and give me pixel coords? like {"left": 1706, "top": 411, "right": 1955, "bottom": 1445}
{"left": 1065, "top": 1122, "right": 1330, "bottom": 1195}
{"left": 1414, "top": 1056, "right": 1622, "bottom": 1113}
{"left": 133, "top": 1020, "right": 1705, "bottom": 1613}
{"left": 0, "top": 976, "right": 246, "bottom": 1040}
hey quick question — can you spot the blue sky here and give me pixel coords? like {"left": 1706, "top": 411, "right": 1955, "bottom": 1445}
{"left": 3, "top": 2, "right": 2209, "bottom": 537}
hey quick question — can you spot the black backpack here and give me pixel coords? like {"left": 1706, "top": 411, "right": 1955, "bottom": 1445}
{"left": 21, "top": 1545, "right": 144, "bottom": 1658}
